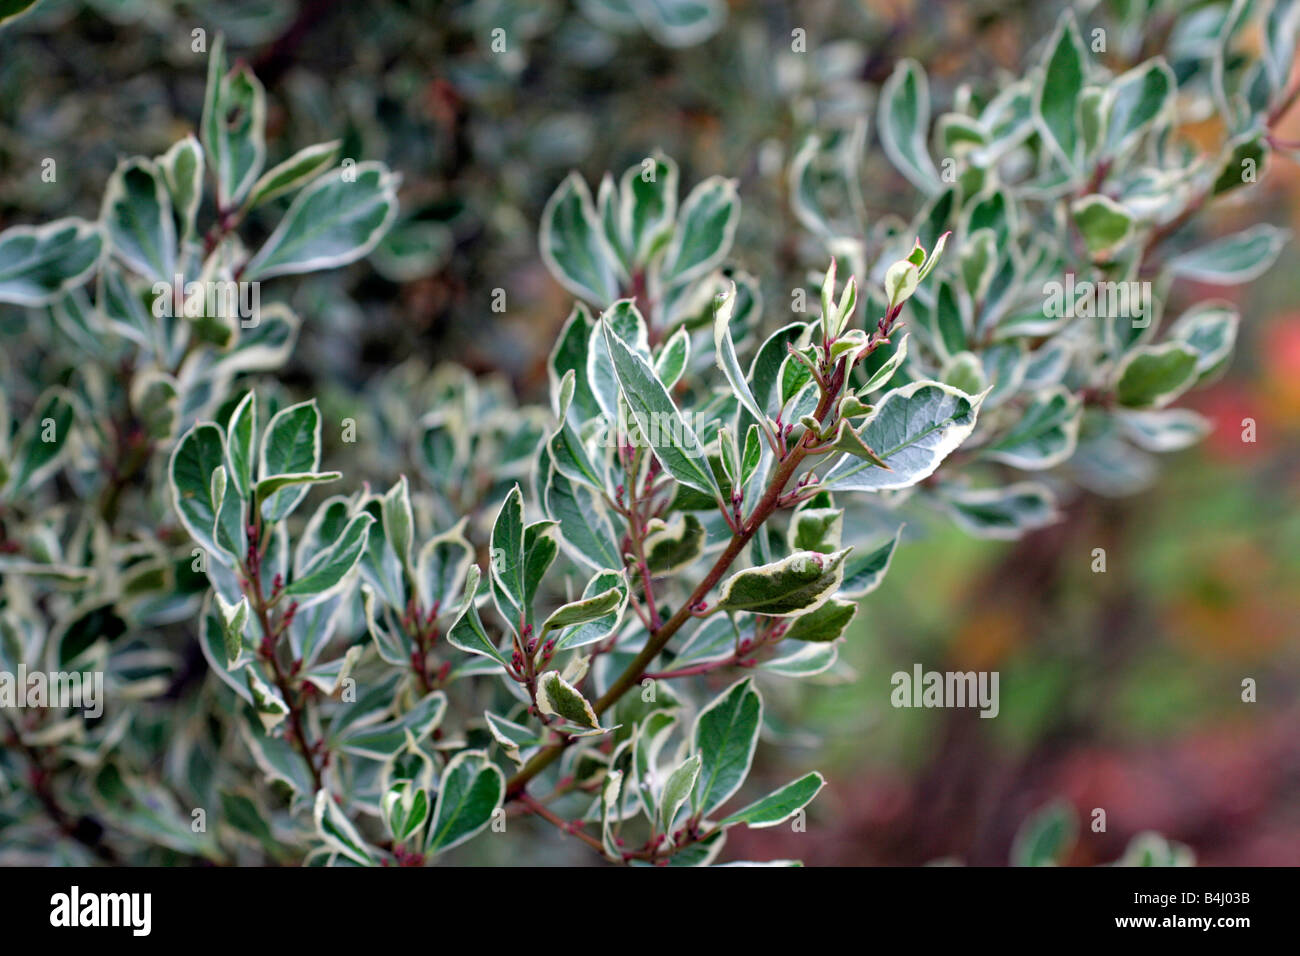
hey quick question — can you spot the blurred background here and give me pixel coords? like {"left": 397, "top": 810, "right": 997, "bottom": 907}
{"left": 2, "top": 0, "right": 1297, "bottom": 864}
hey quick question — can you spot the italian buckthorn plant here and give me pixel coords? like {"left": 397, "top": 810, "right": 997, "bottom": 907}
{"left": 0, "top": 0, "right": 1295, "bottom": 870}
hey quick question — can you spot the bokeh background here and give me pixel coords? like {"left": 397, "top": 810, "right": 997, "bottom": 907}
{"left": 2, "top": 0, "right": 1297, "bottom": 864}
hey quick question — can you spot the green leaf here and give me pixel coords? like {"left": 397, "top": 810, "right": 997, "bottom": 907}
{"left": 1011, "top": 801, "right": 1077, "bottom": 867}
{"left": 254, "top": 471, "right": 342, "bottom": 501}
{"left": 0, "top": 219, "right": 102, "bottom": 306}
{"left": 1035, "top": 12, "right": 1087, "bottom": 170}
{"left": 489, "top": 485, "right": 525, "bottom": 630}
{"left": 643, "top": 512, "right": 706, "bottom": 574}
{"left": 1169, "top": 301, "right": 1239, "bottom": 383}
{"left": 242, "top": 162, "right": 399, "bottom": 280}
{"left": 536, "top": 671, "right": 601, "bottom": 729}
{"left": 225, "top": 391, "right": 256, "bottom": 501}
{"left": 720, "top": 771, "right": 825, "bottom": 828}
{"left": 214, "top": 593, "right": 249, "bottom": 667}
{"left": 602, "top": 316, "right": 720, "bottom": 499}
{"left": 284, "top": 513, "right": 374, "bottom": 600}
{"left": 247, "top": 140, "right": 341, "bottom": 208}
{"left": 715, "top": 548, "right": 850, "bottom": 616}
{"left": 839, "top": 530, "right": 901, "bottom": 598}
{"left": 1212, "top": 132, "right": 1269, "bottom": 197}
{"left": 312, "top": 789, "right": 372, "bottom": 866}
{"left": 4, "top": 388, "right": 75, "bottom": 497}
{"left": 661, "top": 175, "right": 740, "bottom": 286}
{"left": 415, "top": 518, "right": 474, "bottom": 612}
{"left": 692, "top": 677, "right": 762, "bottom": 815}
{"left": 383, "top": 782, "right": 431, "bottom": 844}
{"left": 446, "top": 567, "right": 509, "bottom": 667}
{"left": 620, "top": 154, "right": 678, "bottom": 265}
{"left": 1102, "top": 58, "right": 1174, "bottom": 156}
{"left": 944, "top": 482, "right": 1060, "bottom": 540}
{"left": 102, "top": 158, "right": 175, "bottom": 282}
{"left": 160, "top": 134, "right": 204, "bottom": 240}
{"left": 984, "top": 387, "right": 1081, "bottom": 469}
{"left": 381, "top": 475, "right": 415, "bottom": 574}
{"left": 0, "top": 0, "right": 41, "bottom": 27}
{"left": 879, "top": 59, "right": 940, "bottom": 193}
{"left": 541, "top": 585, "right": 624, "bottom": 634}
{"left": 781, "top": 598, "right": 856, "bottom": 643}
{"left": 542, "top": 473, "right": 621, "bottom": 578}
{"left": 200, "top": 36, "right": 266, "bottom": 209}
{"left": 713, "top": 280, "right": 774, "bottom": 443}
{"left": 1170, "top": 225, "right": 1289, "bottom": 285}
{"left": 168, "top": 422, "right": 227, "bottom": 558}
{"left": 1113, "top": 342, "right": 1199, "bottom": 408}
{"left": 554, "top": 569, "right": 628, "bottom": 650}
{"left": 337, "top": 691, "right": 447, "bottom": 759}
{"left": 660, "top": 753, "right": 702, "bottom": 833}
{"left": 1071, "top": 194, "right": 1134, "bottom": 260}
{"left": 655, "top": 325, "right": 691, "bottom": 388}
{"left": 258, "top": 400, "right": 322, "bottom": 521}
{"left": 824, "top": 381, "right": 984, "bottom": 492}
{"left": 540, "top": 172, "right": 621, "bottom": 306}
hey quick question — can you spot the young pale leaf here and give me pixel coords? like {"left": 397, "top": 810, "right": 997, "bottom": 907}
{"left": 381, "top": 475, "right": 414, "bottom": 574}
{"left": 692, "top": 677, "right": 763, "bottom": 815}
{"left": 660, "top": 753, "right": 702, "bottom": 834}
{"left": 415, "top": 518, "right": 474, "bottom": 613}
{"left": 536, "top": 671, "right": 600, "bottom": 729}
{"left": 214, "top": 593, "right": 249, "bottom": 667}
{"left": 715, "top": 548, "right": 850, "bottom": 616}
{"left": 1071, "top": 195, "right": 1134, "bottom": 260}
{"left": 160, "top": 135, "right": 204, "bottom": 239}
{"left": 719, "top": 771, "right": 825, "bottom": 828}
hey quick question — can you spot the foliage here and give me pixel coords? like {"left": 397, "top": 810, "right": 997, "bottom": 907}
{"left": 0, "top": 1, "right": 1295, "bottom": 866}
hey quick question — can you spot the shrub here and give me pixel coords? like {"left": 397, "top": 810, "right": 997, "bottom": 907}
{"left": 0, "top": 2, "right": 1293, "bottom": 866}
